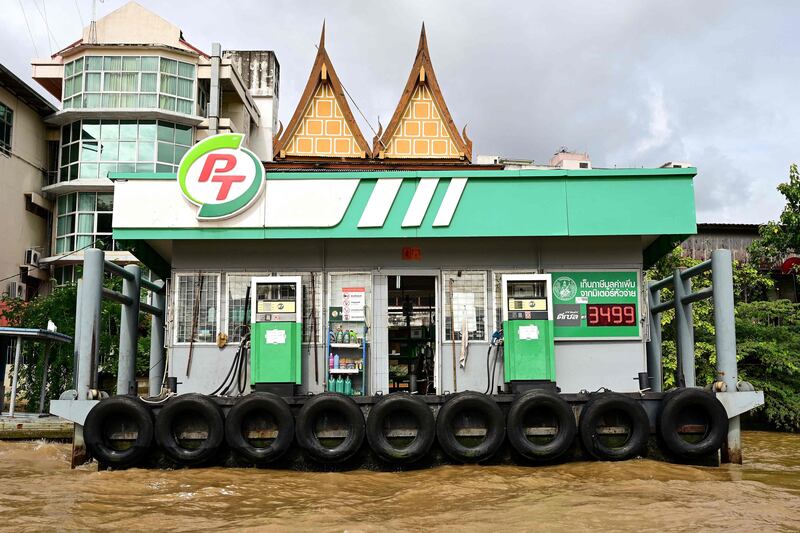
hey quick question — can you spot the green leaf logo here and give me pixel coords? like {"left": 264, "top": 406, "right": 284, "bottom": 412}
{"left": 177, "top": 134, "right": 264, "bottom": 220}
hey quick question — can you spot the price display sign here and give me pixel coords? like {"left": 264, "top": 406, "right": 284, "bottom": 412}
{"left": 550, "top": 271, "right": 640, "bottom": 339}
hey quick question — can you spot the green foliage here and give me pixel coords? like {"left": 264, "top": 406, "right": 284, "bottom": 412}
{"left": 736, "top": 300, "right": 800, "bottom": 431}
{"left": 749, "top": 163, "right": 800, "bottom": 268}
{"left": 1, "top": 278, "right": 151, "bottom": 412}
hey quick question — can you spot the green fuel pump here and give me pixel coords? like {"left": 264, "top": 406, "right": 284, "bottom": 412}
{"left": 250, "top": 276, "right": 302, "bottom": 395}
{"left": 501, "top": 274, "right": 556, "bottom": 393}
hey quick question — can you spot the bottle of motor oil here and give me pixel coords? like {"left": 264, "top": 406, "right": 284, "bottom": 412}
{"left": 335, "top": 375, "right": 344, "bottom": 393}
{"left": 327, "top": 375, "right": 336, "bottom": 391}
{"left": 344, "top": 376, "right": 353, "bottom": 396}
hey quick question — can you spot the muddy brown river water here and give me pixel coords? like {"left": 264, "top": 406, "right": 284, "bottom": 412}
{"left": 0, "top": 431, "right": 798, "bottom": 532}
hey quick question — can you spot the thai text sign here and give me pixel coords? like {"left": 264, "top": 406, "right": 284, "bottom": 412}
{"left": 550, "top": 271, "right": 640, "bottom": 339}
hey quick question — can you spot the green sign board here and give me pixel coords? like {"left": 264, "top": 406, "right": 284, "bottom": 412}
{"left": 550, "top": 271, "right": 640, "bottom": 339}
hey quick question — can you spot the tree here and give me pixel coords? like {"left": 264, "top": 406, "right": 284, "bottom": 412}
{"left": 1, "top": 278, "right": 151, "bottom": 412}
{"left": 735, "top": 300, "right": 800, "bottom": 431}
{"left": 749, "top": 163, "right": 800, "bottom": 269}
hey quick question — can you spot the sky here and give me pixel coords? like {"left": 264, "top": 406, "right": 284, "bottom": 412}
{"left": 2, "top": 0, "right": 798, "bottom": 224}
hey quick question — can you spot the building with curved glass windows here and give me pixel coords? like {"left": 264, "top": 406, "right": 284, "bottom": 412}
{"left": 30, "top": 1, "right": 279, "bottom": 286}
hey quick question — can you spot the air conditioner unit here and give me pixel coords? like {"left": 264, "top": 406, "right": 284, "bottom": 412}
{"left": 25, "top": 248, "right": 41, "bottom": 267}
{"left": 7, "top": 281, "right": 25, "bottom": 299}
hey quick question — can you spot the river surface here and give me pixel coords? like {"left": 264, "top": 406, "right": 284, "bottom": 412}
{"left": 0, "top": 431, "right": 798, "bottom": 532}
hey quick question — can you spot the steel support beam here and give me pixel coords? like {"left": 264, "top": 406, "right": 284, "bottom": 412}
{"left": 117, "top": 264, "right": 141, "bottom": 396}
{"left": 673, "top": 268, "right": 695, "bottom": 387}
{"left": 646, "top": 283, "right": 663, "bottom": 392}
{"left": 77, "top": 248, "right": 104, "bottom": 400}
{"left": 9, "top": 336, "right": 22, "bottom": 417}
{"left": 72, "top": 278, "right": 83, "bottom": 390}
{"left": 148, "top": 282, "right": 166, "bottom": 397}
{"left": 712, "top": 249, "right": 741, "bottom": 464}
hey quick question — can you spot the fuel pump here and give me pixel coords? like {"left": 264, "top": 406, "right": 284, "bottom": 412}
{"left": 501, "top": 274, "right": 556, "bottom": 393}
{"left": 250, "top": 276, "right": 303, "bottom": 395}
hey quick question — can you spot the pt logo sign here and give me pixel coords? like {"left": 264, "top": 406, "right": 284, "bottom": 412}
{"left": 178, "top": 133, "right": 264, "bottom": 220}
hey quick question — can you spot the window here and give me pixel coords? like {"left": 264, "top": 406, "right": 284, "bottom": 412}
{"left": 58, "top": 119, "right": 192, "bottom": 182}
{"left": 175, "top": 273, "right": 219, "bottom": 344}
{"left": 225, "top": 272, "right": 324, "bottom": 343}
{"left": 0, "top": 101, "right": 12, "bottom": 154}
{"left": 443, "top": 271, "right": 487, "bottom": 341}
{"left": 62, "top": 55, "right": 196, "bottom": 114}
{"left": 54, "top": 192, "right": 115, "bottom": 253}
{"left": 53, "top": 265, "right": 82, "bottom": 286}
{"left": 328, "top": 272, "right": 372, "bottom": 338}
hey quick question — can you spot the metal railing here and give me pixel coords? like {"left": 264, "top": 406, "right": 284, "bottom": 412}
{"left": 646, "top": 248, "right": 737, "bottom": 393}
{"left": 74, "top": 248, "right": 167, "bottom": 399}
{"left": 646, "top": 248, "right": 741, "bottom": 463}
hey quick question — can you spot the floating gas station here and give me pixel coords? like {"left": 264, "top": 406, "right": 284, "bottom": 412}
{"left": 50, "top": 24, "right": 764, "bottom": 470}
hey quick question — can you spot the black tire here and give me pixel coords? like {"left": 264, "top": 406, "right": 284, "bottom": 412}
{"left": 658, "top": 388, "right": 728, "bottom": 458}
{"left": 506, "top": 390, "right": 576, "bottom": 463}
{"left": 579, "top": 392, "right": 649, "bottom": 461}
{"left": 366, "top": 393, "right": 435, "bottom": 464}
{"left": 225, "top": 393, "right": 295, "bottom": 464}
{"left": 84, "top": 395, "right": 153, "bottom": 467}
{"left": 154, "top": 393, "right": 225, "bottom": 466}
{"left": 295, "top": 393, "right": 365, "bottom": 463}
{"left": 435, "top": 391, "right": 505, "bottom": 463}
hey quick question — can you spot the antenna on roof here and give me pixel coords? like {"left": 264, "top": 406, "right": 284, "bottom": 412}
{"left": 89, "top": 0, "right": 104, "bottom": 44}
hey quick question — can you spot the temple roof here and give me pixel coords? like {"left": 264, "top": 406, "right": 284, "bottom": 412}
{"left": 374, "top": 24, "right": 472, "bottom": 162}
{"left": 273, "top": 24, "right": 371, "bottom": 160}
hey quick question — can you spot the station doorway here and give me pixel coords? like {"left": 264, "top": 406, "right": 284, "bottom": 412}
{"left": 387, "top": 275, "right": 437, "bottom": 394}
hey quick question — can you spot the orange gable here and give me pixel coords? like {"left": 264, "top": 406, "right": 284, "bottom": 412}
{"left": 375, "top": 24, "right": 472, "bottom": 162}
{"left": 274, "top": 24, "right": 370, "bottom": 160}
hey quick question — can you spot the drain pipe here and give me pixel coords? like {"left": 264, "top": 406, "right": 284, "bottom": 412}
{"left": 209, "top": 42, "right": 221, "bottom": 136}
{"left": 712, "top": 249, "right": 741, "bottom": 464}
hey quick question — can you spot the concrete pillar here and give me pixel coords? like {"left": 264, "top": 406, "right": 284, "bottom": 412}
{"left": 712, "top": 249, "right": 741, "bottom": 464}
{"left": 646, "top": 283, "right": 663, "bottom": 392}
{"left": 117, "top": 265, "right": 141, "bottom": 396}
{"left": 673, "top": 268, "right": 695, "bottom": 387}
{"left": 77, "top": 248, "right": 104, "bottom": 400}
{"left": 149, "top": 283, "right": 166, "bottom": 397}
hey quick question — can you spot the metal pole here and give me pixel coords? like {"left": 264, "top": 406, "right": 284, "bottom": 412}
{"left": 38, "top": 344, "right": 50, "bottom": 413}
{"left": 673, "top": 268, "right": 695, "bottom": 387}
{"left": 77, "top": 248, "right": 104, "bottom": 400}
{"left": 712, "top": 249, "right": 741, "bottom": 464}
{"left": 209, "top": 42, "right": 221, "bottom": 135}
{"left": 73, "top": 278, "right": 83, "bottom": 390}
{"left": 148, "top": 282, "right": 166, "bottom": 397}
{"left": 646, "top": 283, "right": 663, "bottom": 392}
{"left": 117, "top": 265, "right": 141, "bottom": 395}
{"left": 9, "top": 336, "right": 22, "bottom": 417}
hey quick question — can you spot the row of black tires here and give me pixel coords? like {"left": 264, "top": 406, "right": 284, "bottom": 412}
{"left": 84, "top": 388, "right": 728, "bottom": 468}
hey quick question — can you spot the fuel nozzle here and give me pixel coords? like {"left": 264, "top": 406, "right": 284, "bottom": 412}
{"left": 491, "top": 328, "right": 504, "bottom": 346}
